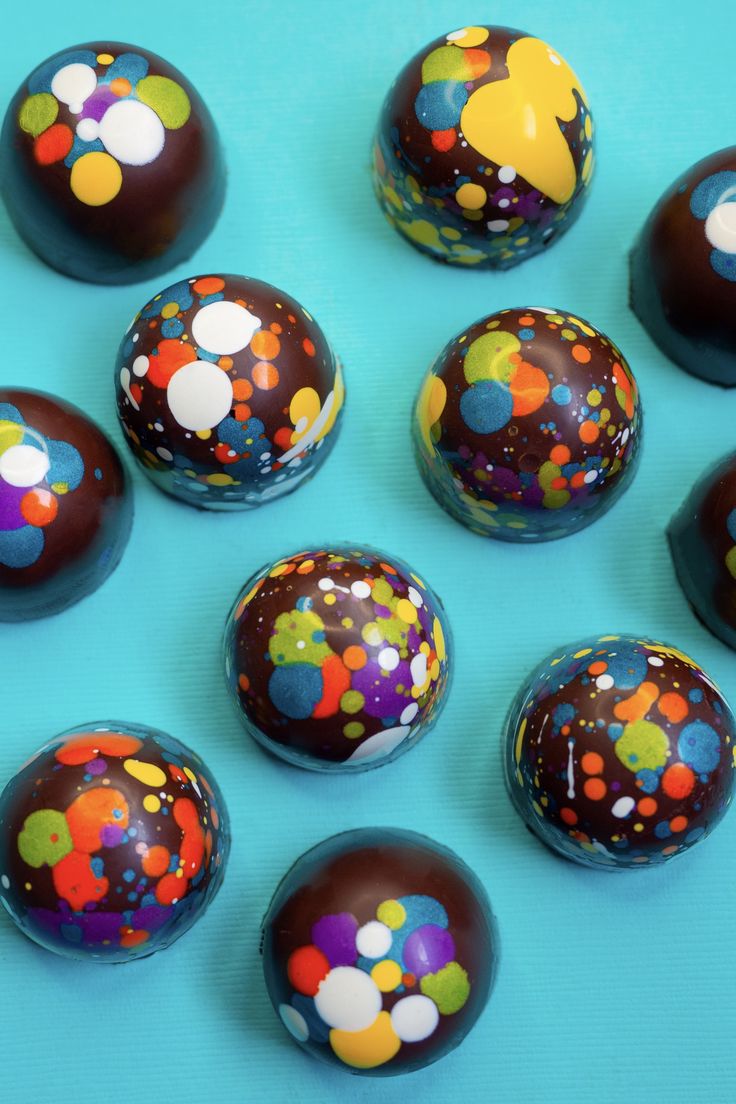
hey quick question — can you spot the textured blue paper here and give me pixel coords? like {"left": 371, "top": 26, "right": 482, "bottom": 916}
{"left": 1, "top": 2, "right": 735, "bottom": 1101}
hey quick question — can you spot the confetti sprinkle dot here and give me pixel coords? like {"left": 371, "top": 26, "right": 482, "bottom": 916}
{"left": 1, "top": 42, "right": 225, "bottom": 283}
{"left": 224, "top": 547, "right": 451, "bottom": 772}
{"left": 372, "top": 25, "right": 594, "bottom": 270}
{"left": 631, "top": 147, "right": 736, "bottom": 386}
{"left": 0, "top": 721, "right": 230, "bottom": 960}
{"left": 504, "top": 634, "right": 736, "bottom": 869}
{"left": 413, "top": 306, "right": 641, "bottom": 541}
{"left": 114, "top": 274, "right": 345, "bottom": 509}
{"left": 0, "top": 388, "right": 132, "bottom": 621}
{"left": 261, "top": 828, "right": 498, "bottom": 1074}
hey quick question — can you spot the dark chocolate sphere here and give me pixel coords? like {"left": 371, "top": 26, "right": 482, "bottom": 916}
{"left": 115, "top": 274, "right": 345, "bottom": 509}
{"left": 504, "top": 635, "right": 736, "bottom": 869}
{"left": 412, "top": 307, "right": 642, "bottom": 541}
{"left": 224, "top": 548, "right": 451, "bottom": 771}
{"left": 630, "top": 147, "right": 736, "bottom": 385}
{"left": 372, "top": 25, "right": 594, "bottom": 269}
{"left": 0, "top": 389, "right": 132, "bottom": 620}
{"left": 669, "top": 451, "right": 736, "bottom": 649}
{"left": 262, "top": 828, "right": 498, "bottom": 1075}
{"left": 0, "top": 722, "right": 230, "bottom": 960}
{"left": 0, "top": 42, "right": 225, "bottom": 284}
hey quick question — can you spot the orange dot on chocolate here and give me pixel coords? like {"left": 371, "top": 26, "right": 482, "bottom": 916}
{"left": 581, "top": 751, "right": 604, "bottom": 775}
{"left": 583, "top": 777, "right": 606, "bottom": 800}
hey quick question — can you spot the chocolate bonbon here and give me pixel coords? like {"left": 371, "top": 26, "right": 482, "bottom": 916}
{"left": 630, "top": 147, "right": 736, "bottom": 385}
{"left": 504, "top": 635, "right": 735, "bottom": 869}
{"left": 262, "top": 828, "right": 498, "bottom": 1074}
{"left": 372, "top": 25, "right": 594, "bottom": 268}
{"left": 413, "top": 307, "right": 641, "bottom": 541}
{"left": 0, "top": 389, "right": 132, "bottom": 621}
{"left": 669, "top": 451, "right": 736, "bottom": 649}
{"left": 0, "top": 722, "right": 229, "bottom": 961}
{"left": 115, "top": 274, "right": 345, "bottom": 509}
{"left": 0, "top": 42, "right": 224, "bottom": 284}
{"left": 224, "top": 548, "right": 450, "bottom": 770}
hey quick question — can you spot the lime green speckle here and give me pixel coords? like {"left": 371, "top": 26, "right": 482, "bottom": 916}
{"left": 615, "top": 719, "right": 668, "bottom": 772}
{"left": 269, "top": 610, "right": 332, "bottom": 666}
{"left": 136, "top": 76, "right": 191, "bottom": 129}
{"left": 726, "top": 546, "right": 736, "bottom": 580}
{"left": 19, "top": 93, "right": 57, "bottom": 137}
{"left": 340, "top": 690, "right": 365, "bottom": 714}
{"left": 343, "top": 721, "right": 364, "bottom": 739}
{"left": 18, "top": 809, "right": 72, "bottom": 868}
{"left": 371, "top": 578, "right": 394, "bottom": 606}
{"left": 464, "top": 331, "right": 519, "bottom": 385}
{"left": 420, "top": 961, "right": 471, "bottom": 1014}
{"left": 421, "top": 45, "right": 472, "bottom": 84}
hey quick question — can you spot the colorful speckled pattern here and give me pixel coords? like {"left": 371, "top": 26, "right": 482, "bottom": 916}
{"left": 224, "top": 548, "right": 450, "bottom": 770}
{"left": 262, "top": 829, "right": 497, "bottom": 1074}
{"left": 373, "top": 25, "right": 594, "bottom": 269}
{"left": 1, "top": 3, "right": 736, "bottom": 1103}
{"left": 413, "top": 307, "right": 641, "bottom": 540}
{"left": 115, "top": 275, "right": 344, "bottom": 509}
{"left": 0, "top": 722, "right": 229, "bottom": 960}
{"left": 504, "top": 636, "right": 736, "bottom": 868}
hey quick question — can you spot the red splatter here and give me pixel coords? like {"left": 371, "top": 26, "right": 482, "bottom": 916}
{"left": 312, "top": 654, "right": 351, "bottom": 719}
{"left": 53, "top": 850, "right": 108, "bottom": 910}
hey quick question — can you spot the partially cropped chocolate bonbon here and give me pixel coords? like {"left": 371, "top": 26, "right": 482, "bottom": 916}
{"left": 0, "top": 722, "right": 230, "bottom": 961}
{"left": 115, "top": 274, "right": 344, "bottom": 509}
{"left": 630, "top": 147, "right": 736, "bottom": 385}
{"left": 0, "top": 42, "right": 224, "bottom": 283}
{"left": 373, "top": 25, "right": 594, "bottom": 268}
{"left": 669, "top": 451, "right": 736, "bottom": 649}
{"left": 413, "top": 307, "right": 641, "bottom": 541}
{"left": 0, "top": 389, "right": 132, "bottom": 621}
{"left": 224, "top": 548, "right": 450, "bottom": 771}
{"left": 262, "top": 828, "right": 498, "bottom": 1074}
{"left": 504, "top": 635, "right": 735, "bottom": 869}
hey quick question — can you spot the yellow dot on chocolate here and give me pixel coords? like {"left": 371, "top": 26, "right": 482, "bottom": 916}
{"left": 143, "top": 795, "right": 161, "bottom": 814}
{"left": 376, "top": 899, "right": 406, "bottom": 929}
{"left": 447, "top": 25, "right": 490, "bottom": 47}
{"left": 455, "top": 182, "right": 487, "bottom": 210}
{"left": 161, "top": 301, "right": 179, "bottom": 319}
{"left": 97, "top": 53, "right": 115, "bottom": 64}
{"left": 371, "top": 959, "right": 403, "bottom": 992}
{"left": 70, "top": 151, "right": 122, "bottom": 207}
{"left": 124, "top": 759, "right": 167, "bottom": 787}
{"left": 206, "top": 472, "right": 234, "bottom": 486}
{"left": 396, "top": 599, "right": 417, "bottom": 624}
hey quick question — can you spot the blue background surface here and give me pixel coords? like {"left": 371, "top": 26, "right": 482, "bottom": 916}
{"left": 1, "top": 2, "right": 735, "bottom": 1101}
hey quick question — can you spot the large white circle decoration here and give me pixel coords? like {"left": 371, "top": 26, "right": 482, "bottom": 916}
{"left": 99, "top": 100, "right": 165, "bottom": 166}
{"left": 191, "top": 301, "right": 262, "bottom": 356}
{"left": 50, "top": 63, "right": 97, "bottom": 112}
{"left": 355, "top": 920, "right": 393, "bottom": 959}
{"left": 705, "top": 202, "right": 736, "bottom": 254}
{"left": 313, "top": 966, "right": 382, "bottom": 1032}
{"left": 167, "top": 361, "right": 234, "bottom": 432}
{"left": 0, "top": 444, "right": 51, "bottom": 488}
{"left": 390, "top": 994, "right": 440, "bottom": 1043}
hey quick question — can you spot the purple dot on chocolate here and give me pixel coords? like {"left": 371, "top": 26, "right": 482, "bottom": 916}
{"left": 85, "top": 759, "right": 107, "bottom": 775}
{"left": 311, "top": 911, "right": 358, "bottom": 967}
{"left": 403, "top": 924, "right": 456, "bottom": 978}
{"left": 100, "top": 824, "right": 124, "bottom": 848}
